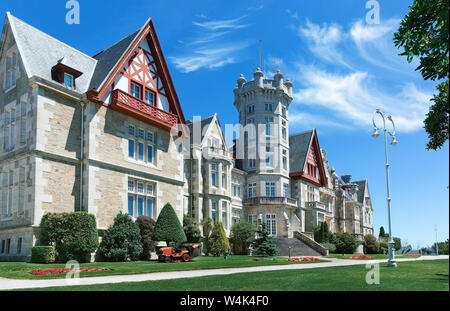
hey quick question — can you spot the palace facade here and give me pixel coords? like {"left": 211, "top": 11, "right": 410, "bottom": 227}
{"left": 0, "top": 13, "right": 373, "bottom": 261}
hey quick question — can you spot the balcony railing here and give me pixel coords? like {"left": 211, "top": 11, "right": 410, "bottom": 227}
{"left": 244, "top": 196, "right": 297, "bottom": 207}
{"left": 203, "top": 147, "right": 233, "bottom": 159}
{"left": 111, "top": 89, "right": 178, "bottom": 129}
{"left": 319, "top": 187, "right": 335, "bottom": 197}
{"left": 306, "top": 201, "right": 326, "bottom": 210}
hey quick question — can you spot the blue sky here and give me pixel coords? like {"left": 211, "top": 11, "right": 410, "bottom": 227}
{"left": 1, "top": 0, "right": 448, "bottom": 248}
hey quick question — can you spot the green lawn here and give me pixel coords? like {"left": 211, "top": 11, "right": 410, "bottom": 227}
{"left": 22, "top": 259, "right": 449, "bottom": 291}
{"left": 0, "top": 255, "right": 327, "bottom": 280}
{"left": 327, "top": 254, "right": 422, "bottom": 260}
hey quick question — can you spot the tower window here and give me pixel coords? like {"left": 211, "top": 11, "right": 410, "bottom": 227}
{"left": 64, "top": 73, "right": 74, "bottom": 88}
{"left": 265, "top": 103, "right": 273, "bottom": 111}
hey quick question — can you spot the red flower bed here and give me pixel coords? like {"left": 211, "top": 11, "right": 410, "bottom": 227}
{"left": 288, "top": 257, "right": 320, "bottom": 262}
{"left": 347, "top": 255, "right": 375, "bottom": 259}
{"left": 30, "top": 266, "right": 111, "bottom": 276}
{"left": 402, "top": 254, "right": 421, "bottom": 257}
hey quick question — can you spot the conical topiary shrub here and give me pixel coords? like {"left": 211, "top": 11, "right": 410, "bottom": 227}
{"left": 152, "top": 203, "right": 187, "bottom": 246}
{"left": 207, "top": 221, "right": 230, "bottom": 256}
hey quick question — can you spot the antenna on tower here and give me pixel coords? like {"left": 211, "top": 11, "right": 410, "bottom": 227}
{"left": 259, "top": 40, "right": 262, "bottom": 69}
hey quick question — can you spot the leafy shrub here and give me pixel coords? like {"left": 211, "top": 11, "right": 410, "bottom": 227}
{"left": 314, "top": 222, "right": 333, "bottom": 243}
{"left": 321, "top": 242, "right": 337, "bottom": 253}
{"left": 393, "top": 237, "right": 402, "bottom": 251}
{"left": 31, "top": 246, "right": 56, "bottom": 264}
{"left": 40, "top": 212, "right": 98, "bottom": 263}
{"left": 380, "top": 240, "right": 389, "bottom": 252}
{"left": 437, "top": 239, "right": 449, "bottom": 255}
{"left": 363, "top": 234, "right": 380, "bottom": 254}
{"left": 333, "top": 232, "right": 357, "bottom": 254}
{"left": 206, "top": 221, "right": 230, "bottom": 256}
{"left": 98, "top": 212, "right": 143, "bottom": 262}
{"left": 152, "top": 203, "right": 187, "bottom": 246}
{"left": 183, "top": 214, "right": 201, "bottom": 243}
{"left": 251, "top": 223, "right": 278, "bottom": 257}
{"left": 230, "top": 221, "right": 257, "bottom": 255}
{"left": 136, "top": 216, "right": 157, "bottom": 260}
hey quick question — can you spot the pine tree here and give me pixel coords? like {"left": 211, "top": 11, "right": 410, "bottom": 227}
{"left": 207, "top": 221, "right": 230, "bottom": 256}
{"left": 152, "top": 203, "right": 187, "bottom": 246}
{"left": 252, "top": 222, "right": 278, "bottom": 257}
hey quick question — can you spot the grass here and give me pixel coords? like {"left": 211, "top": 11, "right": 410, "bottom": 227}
{"left": 21, "top": 259, "right": 449, "bottom": 291}
{"left": 0, "top": 255, "right": 327, "bottom": 280}
{"left": 327, "top": 254, "right": 422, "bottom": 260}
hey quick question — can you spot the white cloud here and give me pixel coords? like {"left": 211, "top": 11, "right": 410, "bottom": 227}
{"left": 169, "top": 43, "right": 250, "bottom": 73}
{"left": 291, "top": 66, "right": 432, "bottom": 133}
{"left": 192, "top": 16, "right": 250, "bottom": 30}
{"left": 298, "top": 20, "right": 351, "bottom": 68}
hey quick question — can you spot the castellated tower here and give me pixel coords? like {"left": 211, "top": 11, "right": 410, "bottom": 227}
{"left": 233, "top": 68, "right": 300, "bottom": 238}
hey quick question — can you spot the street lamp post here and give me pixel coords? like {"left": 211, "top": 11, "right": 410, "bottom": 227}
{"left": 372, "top": 109, "right": 398, "bottom": 267}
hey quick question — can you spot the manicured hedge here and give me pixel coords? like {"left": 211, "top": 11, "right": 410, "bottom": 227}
{"left": 40, "top": 212, "right": 99, "bottom": 263}
{"left": 31, "top": 246, "right": 56, "bottom": 264}
{"left": 152, "top": 203, "right": 187, "bottom": 246}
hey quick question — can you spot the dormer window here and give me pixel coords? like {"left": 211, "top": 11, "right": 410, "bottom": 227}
{"left": 51, "top": 60, "right": 82, "bottom": 90}
{"left": 64, "top": 73, "right": 74, "bottom": 88}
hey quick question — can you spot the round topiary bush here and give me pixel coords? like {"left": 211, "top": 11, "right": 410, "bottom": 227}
{"left": 333, "top": 232, "right": 357, "bottom": 254}
{"left": 98, "top": 212, "right": 143, "bottom": 262}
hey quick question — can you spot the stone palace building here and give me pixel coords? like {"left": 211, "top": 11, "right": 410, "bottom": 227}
{"left": 0, "top": 13, "right": 373, "bottom": 261}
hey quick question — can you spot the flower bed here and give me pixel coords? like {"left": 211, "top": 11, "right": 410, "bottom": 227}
{"left": 402, "top": 254, "right": 421, "bottom": 257}
{"left": 347, "top": 255, "right": 375, "bottom": 259}
{"left": 30, "top": 266, "right": 112, "bottom": 276}
{"left": 288, "top": 257, "right": 320, "bottom": 262}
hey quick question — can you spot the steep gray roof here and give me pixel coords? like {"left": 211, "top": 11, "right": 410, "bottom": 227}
{"left": 186, "top": 115, "right": 215, "bottom": 145}
{"left": 289, "top": 130, "right": 313, "bottom": 173}
{"left": 354, "top": 180, "right": 368, "bottom": 204}
{"left": 89, "top": 29, "right": 140, "bottom": 91}
{"left": 6, "top": 12, "right": 97, "bottom": 93}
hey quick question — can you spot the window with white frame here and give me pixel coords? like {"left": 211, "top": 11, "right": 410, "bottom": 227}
{"left": 265, "top": 155, "right": 273, "bottom": 168}
{"left": 283, "top": 183, "right": 290, "bottom": 197}
{"left": 4, "top": 50, "right": 19, "bottom": 91}
{"left": 317, "top": 212, "right": 325, "bottom": 225}
{"left": 265, "top": 214, "right": 276, "bottom": 236}
{"left": 222, "top": 201, "right": 228, "bottom": 229}
{"left": 63, "top": 72, "right": 74, "bottom": 88}
{"left": 222, "top": 167, "right": 227, "bottom": 189}
{"left": 264, "top": 103, "right": 273, "bottom": 112}
{"left": 265, "top": 117, "right": 273, "bottom": 136}
{"left": 265, "top": 182, "right": 275, "bottom": 197}
{"left": 248, "top": 158, "right": 256, "bottom": 170}
{"left": 145, "top": 88, "right": 155, "bottom": 106}
{"left": 130, "top": 82, "right": 142, "bottom": 99}
{"left": 211, "top": 163, "right": 218, "bottom": 187}
{"left": 248, "top": 214, "right": 257, "bottom": 227}
{"left": 211, "top": 201, "right": 217, "bottom": 221}
{"left": 247, "top": 183, "right": 256, "bottom": 198}
{"left": 127, "top": 124, "right": 155, "bottom": 164}
{"left": 127, "top": 178, "right": 156, "bottom": 218}
{"left": 19, "top": 100, "right": 27, "bottom": 146}
{"left": 307, "top": 185, "right": 315, "bottom": 202}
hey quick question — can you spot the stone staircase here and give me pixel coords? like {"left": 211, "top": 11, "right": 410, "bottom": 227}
{"left": 274, "top": 231, "right": 329, "bottom": 257}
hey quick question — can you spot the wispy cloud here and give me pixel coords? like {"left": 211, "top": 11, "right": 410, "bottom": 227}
{"left": 291, "top": 66, "right": 432, "bottom": 132}
{"left": 170, "top": 15, "right": 251, "bottom": 72}
{"left": 192, "top": 16, "right": 250, "bottom": 30}
{"left": 248, "top": 4, "right": 264, "bottom": 11}
{"left": 169, "top": 43, "right": 250, "bottom": 73}
{"left": 298, "top": 19, "right": 352, "bottom": 68}
{"left": 286, "top": 9, "right": 299, "bottom": 21}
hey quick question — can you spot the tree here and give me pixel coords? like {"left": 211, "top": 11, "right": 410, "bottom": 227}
{"left": 393, "top": 237, "right": 402, "bottom": 251}
{"left": 251, "top": 223, "right": 278, "bottom": 257}
{"left": 333, "top": 232, "right": 357, "bottom": 254}
{"left": 136, "top": 216, "right": 157, "bottom": 260}
{"left": 152, "top": 203, "right": 187, "bottom": 246}
{"left": 230, "top": 221, "right": 257, "bottom": 255}
{"left": 314, "top": 222, "right": 333, "bottom": 244}
{"left": 207, "top": 221, "right": 230, "bottom": 256}
{"left": 394, "top": 0, "right": 449, "bottom": 150}
{"left": 201, "top": 217, "right": 213, "bottom": 254}
{"left": 40, "top": 212, "right": 98, "bottom": 263}
{"left": 98, "top": 212, "right": 143, "bottom": 262}
{"left": 379, "top": 226, "right": 386, "bottom": 238}
{"left": 364, "top": 234, "right": 380, "bottom": 254}
{"left": 183, "top": 214, "right": 201, "bottom": 243}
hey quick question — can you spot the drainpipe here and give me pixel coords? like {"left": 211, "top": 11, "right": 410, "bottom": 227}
{"left": 79, "top": 101, "right": 85, "bottom": 211}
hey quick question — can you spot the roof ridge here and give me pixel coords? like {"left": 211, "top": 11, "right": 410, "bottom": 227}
{"left": 289, "top": 129, "right": 314, "bottom": 137}
{"left": 8, "top": 13, "right": 96, "bottom": 61}
{"left": 92, "top": 28, "right": 140, "bottom": 58}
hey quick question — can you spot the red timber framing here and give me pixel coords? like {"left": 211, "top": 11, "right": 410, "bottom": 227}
{"left": 289, "top": 129, "right": 328, "bottom": 187}
{"left": 87, "top": 18, "right": 186, "bottom": 130}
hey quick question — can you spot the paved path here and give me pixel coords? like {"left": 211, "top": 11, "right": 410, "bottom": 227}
{"left": 0, "top": 255, "right": 448, "bottom": 290}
